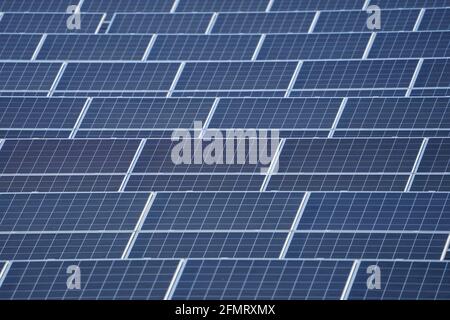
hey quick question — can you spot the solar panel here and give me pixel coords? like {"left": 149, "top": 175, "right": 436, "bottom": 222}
{"left": 0, "top": 63, "right": 61, "bottom": 92}
{"left": 172, "top": 259, "right": 353, "bottom": 300}
{"left": 419, "top": 8, "right": 450, "bottom": 31}
{"left": 0, "top": 34, "right": 41, "bottom": 60}
{"left": 417, "top": 138, "right": 450, "bottom": 172}
{"left": 176, "top": 0, "right": 269, "bottom": 12}
{"left": 0, "top": 259, "right": 178, "bottom": 300}
{"left": 80, "top": 0, "right": 172, "bottom": 14}
{"left": 0, "top": 0, "right": 75, "bottom": 12}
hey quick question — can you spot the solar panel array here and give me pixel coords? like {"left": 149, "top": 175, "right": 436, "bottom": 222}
{"left": 0, "top": 0, "right": 449, "bottom": 300}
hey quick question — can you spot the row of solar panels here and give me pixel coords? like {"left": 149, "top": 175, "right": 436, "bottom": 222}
{"left": 0, "top": 59, "right": 449, "bottom": 96}
{"left": 3, "top": 32, "right": 450, "bottom": 61}
{"left": 1, "top": 192, "right": 450, "bottom": 232}
{"left": 0, "top": 9, "right": 449, "bottom": 34}
{"left": 1, "top": 259, "right": 449, "bottom": 300}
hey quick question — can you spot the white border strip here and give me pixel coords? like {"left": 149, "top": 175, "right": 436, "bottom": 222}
{"left": 413, "top": 8, "right": 426, "bottom": 32}
{"left": 0, "top": 13, "right": 4, "bottom": 23}
{"left": 69, "top": 97, "right": 92, "bottom": 139}
{"left": 285, "top": 61, "right": 303, "bottom": 97}
{"left": 308, "top": 11, "right": 321, "bottom": 33}
{"left": 362, "top": 32, "right": 376, "bottom": 59}
{"left": 341, "top": 260, "right": 361, "bottom": 300}
{"left": 362, "top": 0, "right": 370, "bottom": 10}
{"left": 260, "top": 138, "right": 286, "bottom": 192}
{"left": 205, "top": 13, "right": 218, "bottom": 34}
{"left": 440, "top": 234, "right": 450, "bottom": 261}
{"left": 164, "top": 259, "right": 187, "bottom": 300}
{"left": 170, "top": 0, "right": 181, "bottom": 13}
{"left": 265, "top": 0, "right": 275, "bottom": 12}
{"left": 47, "top": 62, "right": 67, "bottom": 97}
{"left": 279, "top": 192, "right": 311, "bottom": 259}
{"left": 199, "top": 98, "right": 220, "bottom": 139}
{"left": 406, "top": 58, "right": 424, "bottom": 97}
{"left": 328, "top": 97, "right": 348, "bottom": 138}
{"left": 121, "top": 192, "right": 156, "bottom": 259}
{"left": 167, "top": 62, "right": 185, "bottom": 97}
{"left": 252, "top": 34, "right": 266, "bottom": 61}
{"left": 0, "top": 261, "right": 11, "bottom": 288}
{"left": 142, "top": 34, "right": 158, "bottom": 61}
{"left": 404, "top": 137, "right": 428, "bottom": 192}
{"left": 119, "top": 139, "right": 147, "bottom": 192}
{"left": 95, "top": 13, "right": 107, "bottom": 34}
{"left": 0, "top": 139, "right": 5, "bottom": 151}
{"left": 31, "top": 34, "right": 47, "bottom": 61}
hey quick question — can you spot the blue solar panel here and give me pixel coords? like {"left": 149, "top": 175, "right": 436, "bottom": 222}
{"left": 147, "top": 35, "right": 260, "bottom": 61}
{"left": 0, "top": 0, "right": 75, "bottom": 12}
{"left": 0, "top": 63, "right": 61, "bottom": 92}
{"left": 285, "top": 232, "right": 447, "bottom": 259}
{"left": 176, "top": 0, "right": 268, "bottom": 12}
{"left": 108, "top": 13, "right": 212, "bottom": 34}
{"left": 173, "top": 259, "right": 353, "bottom": 300}
{"left": 349, "top": 261, "right": 450, "bottom": 300}
{"left": 419, "top": 8, "right": 450, "bottom": 30}
{"left": 129, "top": 232, "right": 287, "bottom": 258}
{"left": 418, "top": 138, "right": 450, "bottom": 172}
{"left": 0, "top": 34, "right": 41, "bottom": 60}
{"left": 271, "top": 0, "right": 362, "bottom": 11}
{"left": 80, "top": 0, "right": 172, "bottom": 13}
{"left": 0, "top": 259, "right": 178, "bottom": 300}
{"left": 212, "top": 12, "right": 315, "bottom": 34}
{"left": 300, "top": 192, "right": 450, "bottom": 231}
{"left": 375, "top": 0, "right": 450, "bottom": 8}
{"left": 0, "top": 192, "right": 150, "bottom": 231}
{"left": 415, "top": 59, "right": 450, "bottom": 89}
{"left": 141, "top": 192, "right": 303, "bottom": 230}
{"left": 0, "top": 139, "right": 140, "bottom": 174}
{"left": 37, "top": 35, "right": 153, "bottom": 61}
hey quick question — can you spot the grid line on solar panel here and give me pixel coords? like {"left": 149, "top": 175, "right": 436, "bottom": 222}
{"left": 298, "top": 192, "right": 450, "bottom": 232}
{"left": 172, "top": 259, "right": 353, "bottom": 300}
{"left": 0, "top": 192, "right": 150, "bottom": 232}
{"left": 285, "top": 232, "right": 448, "bottom": 260}
{"left": 0, "top": 259, "right": 179, "bottom": 300}
{"left": 348, "top": 261, "right": 450, "bottom": 300}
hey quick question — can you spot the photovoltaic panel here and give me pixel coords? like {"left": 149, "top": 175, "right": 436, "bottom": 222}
{"left": 418, "top": 9, "right": 450, "bottom": 31}
{"left": 124, "top": 174, "right": 265, "bottom": 192}
{"left": 267, "top": 174, "right": 409, "bottom": 192}
{"left": 141, "top": 192, "right": 304, "bottom": 231}
{"left": 55, "top": 63, "right": 180, "bottom": 93}
{"left": 0, "top": 0, "right": 74, "bottom": 12}
{"left": 418, "top": 138, "right": 450, "bottom": 172}
{"left": 0, "top": 175, "right": 124, "bottom": 193}
{"left": 349, "top": 261, "right": 450, "bottom": 300}
{"left": 208, "top": 98, "right": 341, "bottom": 130}
{"left": 414, "top": 59, "right": 450, "bottom": 89}
{"left": 79, "top": 98, "right": 213, "bottom": 130}
{"left": 285, "top": 232, "right": 447, "bottom": 259}
{"left": 0, "top": 260, "right": 178, "bottom": 300}
{"left": 0, "top": 34, "right": 41, "bottom": 60}
{"left": 271, "top": 0, "right": 363, "bottom": 11}
{"left": 176, "top": 0, "right": 269, "bottom": 12}
{"left": 258, "top": 34, "right": 371, "bottom": 60}
{"left": 0, "top": 192, "right": 150, "bottom": 232}
{"left": 314, "top": 10, "right": 419, "bottom": 33}
{"left": 147, "top": 35, "right": 260, "bottom": 61}
{"left": 278, "top": 138, "right": 422, "bottom": 173}
{"left": 37, "top": 35, "right": 153, "bottom": 61}
{"left": 0, "top": 232, "right": 130, "bottom": 260}
{"left": 108, "top": 13, "right": 212, "bottom": 34}
{"left": 175, "top": 62, "right": 297, "bottom": 92}
{"left": 172, "top": 260, "right": 353, "bottom": 300}
{"left": 129, "top": 232, "right": 287, "bottom": 258}
{"left": 299, "top": 192, "right": 450, "bottom": 231}
{"left": 212, "top": 12, "right": 315, "bottom": 34}
{"left": 0, "top": 97, "right": 86, "bottom": 129}
{"left": 0, "top": 13, "right": 103, "bottom": 33}
{"left": 411, "top": 174, "right": 450, "bottom": 191}
{"left": 293, "top": 60, "right": 418, "bottom": 91}
{"left": 0, "top": 139, "right": 140, "bottom": 174}
{"left": 80, "top": 0, "right": 172, "bottom": 13}
{"left": 0, "top": 63, "right": 61, "bottom": 92}
{"left": 375, "top": 0, "right": 450, "bottom": 8}
{"left": 369, "top": 32, "right": 450, "bottom": 58}
{"left": 337, "top": 97, "right": 450, "bottom": 130}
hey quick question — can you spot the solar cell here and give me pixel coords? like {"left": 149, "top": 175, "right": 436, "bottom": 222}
{"left": 129, "top": 232, "right": 287, "bottom": 258}
{"left": 0, "top": 232, "right": 130, "bottom": 260}
{"left": 0, "top": 259, "right": 178, "bottom": 300}
{"left": 173, "top": 259, "right": 353, "bottom": 300}
{"left": 349, "top": 261, "right": 450, "bottom": 300}
{"left": 0, "top": 192, "right": 150, "bottom": 232}
{"left": 37, "top": 35, "right": 153, "bottom": 61}
{"left": 285, "top": 232, "right": 447, "bottom": 259}
{"left": 299, "top": 192, "right": 450, "bottom": 231}
{"left": 141, "top": 192, "right": 303, "bottom": 231}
